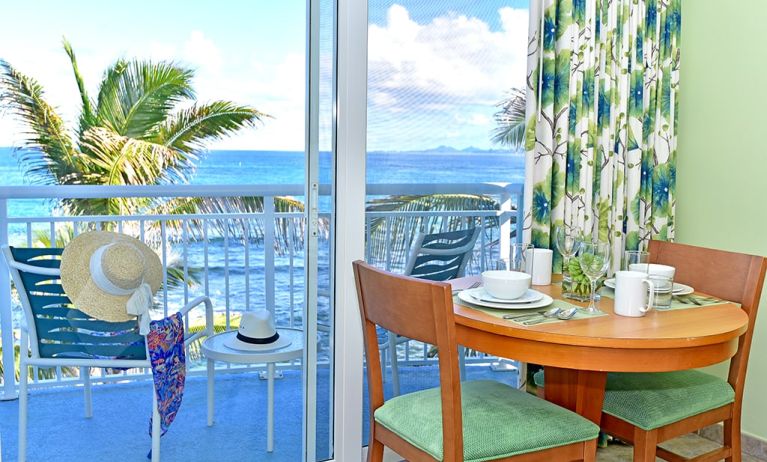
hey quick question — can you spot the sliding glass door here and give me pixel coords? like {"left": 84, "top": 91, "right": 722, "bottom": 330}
{"left": 0, "top": 1, "right": 336, "bottom": 460}
{"left": 361, "top": 0, "right": 530, "bottom": 447}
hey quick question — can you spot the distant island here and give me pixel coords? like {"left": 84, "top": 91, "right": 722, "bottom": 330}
{"left": 368, "top": 145, "right": 523, "bottom": 155}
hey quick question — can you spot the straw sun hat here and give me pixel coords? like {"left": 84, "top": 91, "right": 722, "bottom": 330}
{"left": 61, "top": 231, "right": 162, "bottom": 330}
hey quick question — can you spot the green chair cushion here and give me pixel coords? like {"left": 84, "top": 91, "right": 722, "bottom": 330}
{"left": 602, "top": 371, "right": 735, "bottom": 430}
{"left": 532, "top": 370, "right": 735, "bottom": 431}
{"left": 373, "top": 380, "right": 599, "bottom": 461}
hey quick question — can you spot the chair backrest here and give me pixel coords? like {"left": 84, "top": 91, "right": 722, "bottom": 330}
{"left": 404, "top": 227, "right": 480, "bottom": 281}
{"left": 353, "top": 261, "right": 463, "bottom": 461}
{"left": 648, "top": 240, "right": 767, "bottom": 402}
{"left": 3, "top": 246, "right": 146, "bottom": 360}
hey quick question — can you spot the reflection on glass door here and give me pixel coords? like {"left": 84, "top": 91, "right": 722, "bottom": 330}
{"left": 362, "top": 0, "right": 530, "bottom": 445}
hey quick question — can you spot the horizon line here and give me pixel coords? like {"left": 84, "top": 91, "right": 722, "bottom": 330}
{"left": 0, "top": 146, "right": 524, "bottom": 154}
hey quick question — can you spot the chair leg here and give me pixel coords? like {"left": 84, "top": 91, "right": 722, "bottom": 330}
{"left": 458, "top": 346, "right": 467, "bottom": 381}
{"left": 207, "top": 358, "right": 215, "bottom": 427}
{"left": 724, "top": 417, "right": 742, "bottom": 462}
{"left": 388, "top": 332, "right": 400, "bottom": 396}
{"left": 367, "top": 435, "right": 384, "bottom": 462}
{"left": 632, "top": 427, "right": 658, "bottom": 462}
{"left": 583, "top": 438, "right": 598, "bottom": 462}
{"left": 151, "top": 390, "right": 161, "bottom": 462}
{"left": 81, "top": 367, "right": 92, "bottom": 418}
{"left": 18, "top": 360, "right": 28, "bottom": 462}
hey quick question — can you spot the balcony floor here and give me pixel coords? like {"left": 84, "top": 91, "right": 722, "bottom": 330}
{"left": 0, "top": 364, "right": 517, "bottom": 462}
{"left": 2, "top": 365, "right": 752, "bottom": 462}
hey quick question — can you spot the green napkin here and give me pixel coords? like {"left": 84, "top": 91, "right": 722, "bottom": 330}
{"left": 455, "top": 296, "right": 607, "bottom": 326}
{"left": 598, "top": 288, "right": 734, "bottom": 311}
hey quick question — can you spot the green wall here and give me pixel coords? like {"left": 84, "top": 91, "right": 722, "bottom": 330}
{"left": 677, "top": 0, "right": 767, "bottom": 441}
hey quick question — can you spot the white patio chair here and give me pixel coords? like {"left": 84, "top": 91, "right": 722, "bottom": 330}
{"left": 3, "top": 246, "right": 214, "bottom": 462}
{"left": 386, "top": 228, "right": 480, "bottom": 396}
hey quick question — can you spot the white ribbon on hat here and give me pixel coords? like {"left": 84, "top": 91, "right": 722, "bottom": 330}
{"left": 89, "top": 244, "right": 153, "bottom": 335}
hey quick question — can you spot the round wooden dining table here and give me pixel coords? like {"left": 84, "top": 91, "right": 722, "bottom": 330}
{"left": 450, "top": 276, "right": 749, "bottom": 424}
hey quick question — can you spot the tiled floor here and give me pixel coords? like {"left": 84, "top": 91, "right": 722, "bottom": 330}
{"left": 599, "top": 433, "right": 763, "bottom": 462}
{"left": 377, "top": 433, "right": 765, "bottom": 461}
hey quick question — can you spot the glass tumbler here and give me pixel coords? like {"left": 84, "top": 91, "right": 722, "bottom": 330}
{"left": 649, "top": 274, "right": 674, "bottom": 310}
{"left": 622, "top": 250, "right": 650, "bottom": 271}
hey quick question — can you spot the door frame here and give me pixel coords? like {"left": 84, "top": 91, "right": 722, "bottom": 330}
{"left": 330, "top": 0, "right": 368, "bottom": 460}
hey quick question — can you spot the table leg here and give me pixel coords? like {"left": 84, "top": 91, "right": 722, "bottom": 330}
{"left": 207, "top": 358, "right": 215, "bottom": 427}
{"left": 542, "top": 367, "right": 607, "bottom": 424}
{"left": 267, "top": 362, "right": 275, "bottom": 452}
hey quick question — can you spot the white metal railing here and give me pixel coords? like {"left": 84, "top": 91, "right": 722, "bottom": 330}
{"left": 0, "top": 183, "right": 523, "bottom": 398}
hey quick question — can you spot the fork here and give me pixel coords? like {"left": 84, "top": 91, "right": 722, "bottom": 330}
{"left": 453, "top": 281, "right": 480, "bottom": 293}
{"left": 503, "top": 310, "right": 546, "bottom": 320}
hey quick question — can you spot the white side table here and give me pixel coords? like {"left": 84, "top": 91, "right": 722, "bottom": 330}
{"left": 202, "top": 328, "right": 304, "bottom": 452}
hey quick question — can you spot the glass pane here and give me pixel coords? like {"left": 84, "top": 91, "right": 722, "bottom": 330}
{"left": 314, "top": 0, "right": 337, "bottom": 459}
{"left": 363, "top": 0, "right": 529, "bottom": 446}
{"left": 0, "top": 1, "right": 334, "bottom": 461}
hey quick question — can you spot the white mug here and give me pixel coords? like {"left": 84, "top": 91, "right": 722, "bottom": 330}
{"left": 614, "top": 270, "right": 655, "bottom": 317}
{"left": 525, "top": 248, "right": 552, "bottom": 285}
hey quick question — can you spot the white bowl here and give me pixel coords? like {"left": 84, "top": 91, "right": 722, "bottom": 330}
{"left": 628, "top": 263, "right": 675, "bottom": 279}
{"left": 481, "top": 270, "right": 531, "bottom": 300}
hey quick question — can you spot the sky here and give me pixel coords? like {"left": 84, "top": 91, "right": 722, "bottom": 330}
{"left": 0, "top": 0, "right": 528, "bottom": 152}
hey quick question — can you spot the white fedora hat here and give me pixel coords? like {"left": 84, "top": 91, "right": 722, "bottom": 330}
{"left": 60, "top": 231, "right": 162, "bottom": 332}
{"left": 225, "top": 310, "right": 292, "bottom": 352}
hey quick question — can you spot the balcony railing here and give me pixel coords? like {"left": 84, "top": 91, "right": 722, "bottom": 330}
{"left": 0, "top": 183, "right": 523, "bottom": 398}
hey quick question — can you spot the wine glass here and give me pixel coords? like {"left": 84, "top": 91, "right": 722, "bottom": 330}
{"left": 554, "top": 227, "right": 582, "bottom": 298}
{"left": 577, "top": 242, "right": 611, "bottom": 313}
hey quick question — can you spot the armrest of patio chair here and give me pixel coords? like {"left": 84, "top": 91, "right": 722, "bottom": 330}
{"left": 6, "top": 259, "right": 61, "bottom": 277}
{"left": 179, "top": 296, "right": 214, "bottom": 347}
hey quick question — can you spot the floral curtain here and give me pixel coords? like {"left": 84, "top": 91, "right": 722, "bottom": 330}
{"left": 522, "top": 0, "right": 681, "bottom": 271}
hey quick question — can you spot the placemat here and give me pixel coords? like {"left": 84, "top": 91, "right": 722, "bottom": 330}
{"left": 597, "top": 287, "right": 735, "bottom": 311}
{"left": 454, "top": 295, "right": 608, "bottom": 326}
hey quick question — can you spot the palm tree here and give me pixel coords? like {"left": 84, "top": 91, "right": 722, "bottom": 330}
{"left": 0, "top": 40, "right": 310, "bottom": 254}
{"left": 0, "top": 39, "right": 273, "bottom": 217}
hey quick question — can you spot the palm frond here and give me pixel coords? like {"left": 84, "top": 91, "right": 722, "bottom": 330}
{"left": 157, "top": 101, "right": 268, "bottom": 153}
{"left": 80, "top": 126, "right": 196, "bottom": 186}
{"left": 95, "top": 60, "right": 194, "bottom": 139}
{"left": 62, "top": 38, "right": 96, "bottom": 134}
{"left": 492, "top": 88, "right": 526, "bottom": 150}
{"left": 0, "top": 60, "right": 81, "bottom": 185}
{"left": 146, "top": 195, "right": 315, "bottom": 255}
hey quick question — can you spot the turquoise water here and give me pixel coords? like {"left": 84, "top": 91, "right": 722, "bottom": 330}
{"left": 0, "top": 148, "right": 525, "bottom": 216}
{"left": 0, "top": 148, "right": 524, "bottom": 182}
{"left": 0, "top": 147, "right": 523, "bottom": 326}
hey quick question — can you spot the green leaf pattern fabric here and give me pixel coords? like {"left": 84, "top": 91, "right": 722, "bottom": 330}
{"left": 523, "top": 0, "right": 681, "bottom": 271}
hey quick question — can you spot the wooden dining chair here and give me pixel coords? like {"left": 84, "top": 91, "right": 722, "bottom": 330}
{"left": 387, "top": 227, "right": 481, "bottom": 396}
{"left": 599, "top": 241, "right": 767, "bottom": 462}
{"left": 353, "top": 260, "right": 599, "bottom": 462}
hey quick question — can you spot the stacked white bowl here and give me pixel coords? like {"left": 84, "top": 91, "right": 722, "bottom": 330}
{"left": 481, "top": 270, "right": 531, "bottom": 300}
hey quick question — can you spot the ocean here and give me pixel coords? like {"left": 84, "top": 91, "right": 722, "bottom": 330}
{"left": 0, "top": 148, "right": 524, "bottom": 329}
{"left": 0, "top": 148, "right": 525, "bottom": 184}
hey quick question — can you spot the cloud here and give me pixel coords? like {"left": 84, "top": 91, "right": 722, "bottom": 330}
{"left": 0, "top": 5, "right": 530, "bottom": 152}
{"left": 0, "top": 31, "right": 307, "bottom": 151}
{"left": 457, "top": 113, "right": 492, "bottom": 126}
{"left": 368, "top": 5, "right": 528, "bottom": 109}
{"left": 197, "top": 52, "right": 307, "bottom": 151}
{"left": 182, "top": 30, "right": 223, "bottom": 72}
{"left": 366, "top": 4, "right": 528, "bottom": 150}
